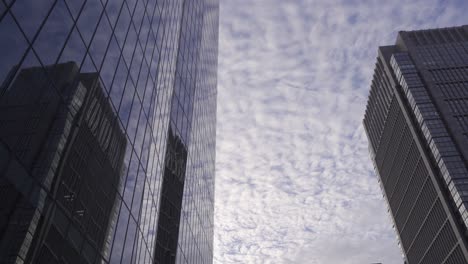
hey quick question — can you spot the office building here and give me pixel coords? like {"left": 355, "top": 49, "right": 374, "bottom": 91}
{"left": 364, "top": 25, "right": 468, "bottom": 263}
{"left": 0, "top": 62, "right": 127, "bottom": 263}
{"left": 0, "top": 0, "right": 218, "bottom": 263}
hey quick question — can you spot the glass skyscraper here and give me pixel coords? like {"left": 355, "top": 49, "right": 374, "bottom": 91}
{"left": 0, "top": 0, "right": 218, "bottom": 263}
{"left": 364, "top": 25, "right": 468, "bottom": 263}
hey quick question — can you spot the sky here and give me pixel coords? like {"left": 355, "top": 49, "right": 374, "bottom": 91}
{"left": 213, "top": 0, "right": 468, "bottom": 263}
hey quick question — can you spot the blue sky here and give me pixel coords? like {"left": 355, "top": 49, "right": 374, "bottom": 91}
{"left": 214, "top": 0, "right": 468, "bottom": 263}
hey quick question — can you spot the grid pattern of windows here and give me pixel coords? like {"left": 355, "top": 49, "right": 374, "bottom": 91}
{"left": 406, "top": 26, "right": 468, "bottom": 151}
{"left": 391, "top": 53, "right": 468, "bottom": 234}
{"left": 363, "top": 56, "right": 395, "bottom": 156}
{"left": 432, "top": 66, "right": 468, "bottom": 143}
{"left": 0, "top": 0, "right": 218, "bottom": 263}
{"left": 364, "top": 34, "right": 468, "bottom": 262}
{"left": 364, "top": 72, "right": 463, "bottom": 262}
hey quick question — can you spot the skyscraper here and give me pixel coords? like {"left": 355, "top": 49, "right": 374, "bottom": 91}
{"left": 0, "top": 0, "right": 218, "bottom": 263}
{"left": 0, "top": 62, "right": 127, "bottom": 264}
{"left": 364, "top": 25, "right": 468, "bottom": 263}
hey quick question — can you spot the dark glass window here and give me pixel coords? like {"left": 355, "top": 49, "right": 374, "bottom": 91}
{"left": 0, "top": 13, "right": 28, "bottom": 88}
{"left": 11, "top": 0, "right": 54, "bottom": 41}
{"left": 33, "top": 0, "right": 74, "bottom": 65}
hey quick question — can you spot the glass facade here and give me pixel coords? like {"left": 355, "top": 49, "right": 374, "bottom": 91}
{"left": 0, "top": 0, "right": 218, "bottom": 263}
{"left": 364, "top": 26, "right": 468, "bottom": 263}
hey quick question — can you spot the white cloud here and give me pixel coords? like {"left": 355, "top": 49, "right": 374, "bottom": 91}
{"left": 214, "top": 0, "right": 468, "bottom": 263}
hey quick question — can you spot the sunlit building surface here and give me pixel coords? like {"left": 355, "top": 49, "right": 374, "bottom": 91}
{"left": 364, "top": 25, "right": 468, "bottom": 263}
{"left": 0, "top": 0, "right": 218, "bottom": 263}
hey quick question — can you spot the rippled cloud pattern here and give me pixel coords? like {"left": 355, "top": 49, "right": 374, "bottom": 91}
{"left": 214, "top": 1, "right": 468, "bottom": 263}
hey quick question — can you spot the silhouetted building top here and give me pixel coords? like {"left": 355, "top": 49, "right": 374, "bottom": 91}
{"left": 364, "top": 25, "right": 468, "bottom": 263}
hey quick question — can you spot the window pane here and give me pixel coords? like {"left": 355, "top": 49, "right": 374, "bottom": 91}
{"left": 76, "top": 0, "right": 103, "bottom": 46}
{"left": 11, "top": 0, "right": 54, "bottom": 41}
{"left": 89, "top": 16, "right": 112, "bottom": 68}
{"left": 64, "top": 0, "right": 85, "bottom": 20}
{"left": 33, "top": 0, "right": 74, "bottom": 66}
{"left": 0, "top": 13, "right": 28, "bottom": 90}
{"left": 58, "top": 27, "right": 87, "bottom": 65}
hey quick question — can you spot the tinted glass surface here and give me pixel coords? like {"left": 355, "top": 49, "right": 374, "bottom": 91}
{"left": 0, "top": 0, "right": 218, "bottom": 263}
